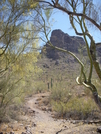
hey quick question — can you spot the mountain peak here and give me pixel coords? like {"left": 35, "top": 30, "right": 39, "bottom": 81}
{"left": 42, "top": 29, "right": 86, "bottom": 60}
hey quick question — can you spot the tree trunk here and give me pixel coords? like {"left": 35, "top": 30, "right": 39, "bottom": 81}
{"left": 93, "top": 92, "right": 101, "bottom": 110}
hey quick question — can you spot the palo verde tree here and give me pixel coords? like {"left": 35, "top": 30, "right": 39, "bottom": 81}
{"left": 0, "top": 0, "right": 42, "bottom": 118}
{"left": 38, "top": 0, "right": 101, "bottom": 109}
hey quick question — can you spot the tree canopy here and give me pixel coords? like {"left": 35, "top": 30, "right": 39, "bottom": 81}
{"left": 0, "top": 0, "right": 43, "bottom": 118}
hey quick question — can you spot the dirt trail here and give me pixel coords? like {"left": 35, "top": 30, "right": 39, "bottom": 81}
{"left": 24, "top": 92, "right": 98, "bottom": 134}
{"left": 0, "top": 92, "right": 99, "bottom": 134}
{"left": 26, "top": 92, "right": 71, "bottom": 134}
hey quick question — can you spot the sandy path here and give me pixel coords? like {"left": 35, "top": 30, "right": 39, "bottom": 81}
{"left": 26, "top": 93, "right": 71, "bottom": 134}
{"left": 25, "top": 92, "right": 98, "bottom": 134}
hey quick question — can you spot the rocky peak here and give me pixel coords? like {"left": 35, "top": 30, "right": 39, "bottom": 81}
{"left": 50, "top": 29, "right": 68, "bottom": 40}
{"left": 42, "top": 29, "right": 86, "bottom": 60}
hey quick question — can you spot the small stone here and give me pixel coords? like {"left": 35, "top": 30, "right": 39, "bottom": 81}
{"left": 48, "top": 108, "right": 52, "bottom": 111}
{"left": 10, "top": 132, "right": 14, "bottom": 134}
{"left": 71, "top": 120, "right": 76, "bottom": 124}
{"left": 25, "top": 126, "right": 27, "bottom": 130}
{"left": 32, "top": 123, "right": 37, "bottom": 127}
{"left": 40, "top": 131, "right": 44, "bottom": 133}
{"left": 25, "top": 125, "right": 31, "bottom": 130}
{"left": 13, "top": 121, "right": 18, "bottom": 124}
{"left": 19, "top": 124, "right": 24, "bottom": 126}
{"left": 97, "top": 127, "right": 101, "bottom": 133}
{"left": 42, "top": 107, "right": 46, "bottom": 111}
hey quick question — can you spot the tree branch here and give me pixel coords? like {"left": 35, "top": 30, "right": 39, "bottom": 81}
{"left": 39, "top": 0, "right": 101, "bottom": 30}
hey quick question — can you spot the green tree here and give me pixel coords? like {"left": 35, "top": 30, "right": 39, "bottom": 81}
{"left": 38, "top": 0, "right": 101, "bottom": 109}
{"left": 0, "top": 0, "right": 42, "bottom": 119}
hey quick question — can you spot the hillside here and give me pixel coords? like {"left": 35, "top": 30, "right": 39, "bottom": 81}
{"left": 39, "top": 29, "right": 101, "bottom": 79}
{"left": 39, "top": 29, "right": 88, "bottom": 78}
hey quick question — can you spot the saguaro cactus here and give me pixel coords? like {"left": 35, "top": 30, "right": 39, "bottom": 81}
{"left": 51, "top": 78, "right": 53, "bottom": 88}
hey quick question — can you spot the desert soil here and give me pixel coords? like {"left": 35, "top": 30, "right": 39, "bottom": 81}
{"left": 0, "top": 92, "right": 100, "bottom": 134}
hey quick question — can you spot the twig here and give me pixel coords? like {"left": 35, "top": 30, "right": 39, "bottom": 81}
{"left": 56, "top": 129, "right": 62, "bottom": 134}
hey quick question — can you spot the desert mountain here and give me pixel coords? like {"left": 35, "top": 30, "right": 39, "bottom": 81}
{"left": 39, "top": 29, "right": 101, "bottom": 73}
{"left": 41, "top": 29, "right": 86, "bottom": 60}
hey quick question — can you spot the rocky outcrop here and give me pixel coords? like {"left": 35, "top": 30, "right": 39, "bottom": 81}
{"left": 42, "top": 29, "right": 86, "bottom": 60}
{"left": 97, "top": 46, "right": 101, "bottom": 57}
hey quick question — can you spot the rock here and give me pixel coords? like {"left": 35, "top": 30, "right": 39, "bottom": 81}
{"left": 10, "top": 132, "right": 14, "bottom": 134}
{"left": 40, "top": 131, "right": 44, "bottom": 133}
{"left": 71, "top": 120, "right": 76, "bottom": 124}
{"left": 97, "top": 127, "right": 101, "bottom": 133}
{"left": 19, "top": 124, "right": 24, "bottom": 126}
{"left": 32, "top": 122, "right": 37, "bottom": 127}
{"left": 47, "top": 107, "right": 52, "bottom": 112}
{"left": 25, "top": 125, "right": 31, "bottom": 130}
{"left": 41, "top": 95, "right": 45, "bottom": 98}
{"left": 97, "top": 46, "right": 101, "bottom": 56}
{"left": 21, "top": 132, "right": 26, "bottom": 134}
{"left": 41, "top": 29, "right": 86, "bottom": 60}
{"left": 43, "top": 64, "right": 49, "bottom": 68}
{"left": 25, "top": 126, "right": 28, "bottom": 130}
{"left": 13, "top": 121, "right": 18, "bottom": 124}
{"left": 0, "top": 132, "right": 3, "bottom": 134}
{"left": 55, "top": 60, "right": 59, "bottom": 65}
{"left": 42, "top": 107, "right": 47, "bottom": 111}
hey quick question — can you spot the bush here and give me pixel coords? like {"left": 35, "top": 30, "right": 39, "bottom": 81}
{"left": 50, "top": 82, "right": 99, "bottom": 120}
{"left": 34, "top": 81, "right": 48, "bottom": 93}
{"left": 50, "top": 81, "right": 72, "bottom": 103}
{"left": 51, "top": 97, "right": 99, "bottom": 120}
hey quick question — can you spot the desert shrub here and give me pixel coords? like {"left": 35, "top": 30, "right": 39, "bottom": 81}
{"left": 34, "top": 80, "right": 48, "bottom": 93}
{"left": 51, "top": 97, "right": 99, "bottom": 120}
{"left": 50, "top": 81, "right": 72, "bottom": 103}
{"left": 50, "top": 82, "right": 99, "bottom": 120}
{"left": 0, "top": 74, "right": 38, "bottom": 121}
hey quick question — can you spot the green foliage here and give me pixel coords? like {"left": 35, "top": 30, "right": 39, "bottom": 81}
{"left": 50, "top": 80, "right": 99, "bottom": 119}
{"left": 44, "top": 9, "right": 53, "bottom": 21}
{"left": 51, "top": 96, "right": 99, "bottom": 119}
{"left": 0, "top": 0, "right": 43, "bottom": 120}
{"left": 50, "top": 79, "right": 73, "bottom": 101}
{"left": 34, "top": 80, "right": 48, "bottom": 93}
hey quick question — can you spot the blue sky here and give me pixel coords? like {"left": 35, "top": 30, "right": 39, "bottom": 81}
{"left": 50, "top": 10, "right": 101, "bottom": 43}
{"left": 51, "top": 11, "right": 75, "bottom": 36}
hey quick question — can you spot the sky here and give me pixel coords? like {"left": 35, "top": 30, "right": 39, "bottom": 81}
{"left": 50, "top": 11, "right": 76, "bottom": 36}
{"left": 44, "top": 1, "right": 101, "bottom": 46}
{"left": 50, "top": 10, "right": 101, "bottom": 43}
{"left": 40, "top": 0, "right": 101, "bottom": 48}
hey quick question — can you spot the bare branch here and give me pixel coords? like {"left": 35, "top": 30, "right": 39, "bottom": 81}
{"left": 39, "top": 0, "right": 101, "bottom": 30}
